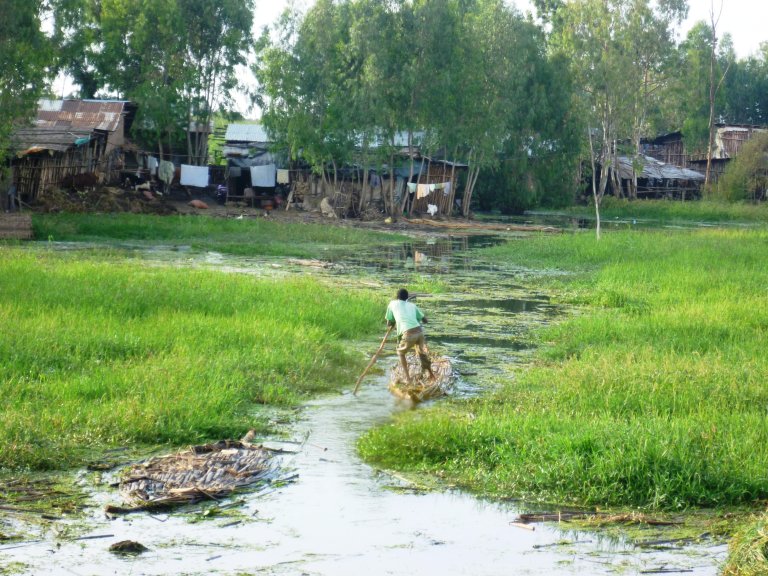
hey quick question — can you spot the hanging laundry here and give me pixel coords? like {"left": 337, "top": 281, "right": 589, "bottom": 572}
{"left": 158, "top": 160, "right": 175, "bottom": 186}
{"left": 147, "top": 156, "right": 158, "bottom": 176}
{"left": 407, "top": 182, "right": 417, "bottom": 194}
{"left": 180, "top": 164, "right": 209, "bottom": 188}
{"left": 276, "top": 169, "right": 290, "bottom": 184}
{"left": 433, "top": 182, "right": 446, "bottom": 190}
{"left": 250, "top": 164, "right": 276, "bottom": 187}
{"left": 443, "top": 181, "right": 452, "bottom": 196}
{"left": 416, "top": 184, "right": 431, "bottom": 199}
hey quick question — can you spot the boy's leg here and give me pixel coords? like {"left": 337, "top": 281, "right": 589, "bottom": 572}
{"left": 416, "top": 335, "right": 434, "bottom": 378}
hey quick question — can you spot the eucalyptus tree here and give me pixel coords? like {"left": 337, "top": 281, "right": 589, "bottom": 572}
{"left": 255, "top": 1, "right": 358, "bottom": 192}
{"left": 0, "top": 0, "right": 52, "bottom": 170}
{"left": 53, "top": 0, "right": 254, "bottom": 164}
{"left": 546, "top": 0, "right": 686, "bottom": 238}
{"left": 723, "top": 44, "right": 768, "bottom": 126}
{"left": 673, "top": 21, "right": 732, "bottom": 165}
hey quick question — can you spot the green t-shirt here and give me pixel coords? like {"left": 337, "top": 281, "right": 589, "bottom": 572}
{"left": 385, "top": 299, "right": 425, "bottom": 336}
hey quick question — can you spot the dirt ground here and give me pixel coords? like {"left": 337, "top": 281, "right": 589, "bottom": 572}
{"left": 30, "top": 184, "right": 428, "bottom": 233}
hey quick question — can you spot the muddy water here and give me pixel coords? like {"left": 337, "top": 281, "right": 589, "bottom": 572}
{"left": 2, "top": 233, "right": 727, "bottom": 575}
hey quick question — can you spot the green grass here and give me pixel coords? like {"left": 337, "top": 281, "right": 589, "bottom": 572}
{"left": 561, "top": 197, "right": 768, "bottom": 223}
{"left": 359, "top": 228, "right": 768, "bottom": 510}
{"left": 0, "top": 248, "right": 381, "bottom": 471}
{"left": 723, "top": 514, "right": 768, "bottom": 576}
{"left": 33, "top": 213, "right": 405, "bottom": 258}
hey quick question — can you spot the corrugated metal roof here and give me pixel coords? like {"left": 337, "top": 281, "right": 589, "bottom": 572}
{"left": 618, "top": 155, "right": 705, "bottom": 181}
{"left": 36, "top": 99, "right": 128, "bottom": 132}
{"left": 225, "top": 123, "right": 270, "bottom": 143}
{"left": 11, "top": 127, "right": 95, "bottom": 154}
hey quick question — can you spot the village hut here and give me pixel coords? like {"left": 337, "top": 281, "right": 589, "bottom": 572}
{"left": 222, "top": 123, "right": 289, "bottom": 207}
{"left": 616, "top": 155, "right": 705, "bottom": 200}
{"left": 8, "top": 99, "right": 135, "bottom": 204}
{"left": 643, "top": 124, "right": 767, "bottom": 182}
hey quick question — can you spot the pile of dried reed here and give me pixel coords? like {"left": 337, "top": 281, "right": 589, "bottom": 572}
{"left": 105, "top": 440, "right": 275, "bottom": 514}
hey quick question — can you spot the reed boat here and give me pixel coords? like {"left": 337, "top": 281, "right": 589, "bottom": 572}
{"left": 388, "top": 354, "right": 454, "bottom": 402}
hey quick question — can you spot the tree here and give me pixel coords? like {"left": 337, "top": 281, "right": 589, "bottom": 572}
{"left": 53, "top": 0, "right": 254, "bottom": 164}
{"left": 673, "top": 21, "right": 731, "bottom": 160}
{"left": 546, "top": 0, "right": 685, "bottom": 239}
{"left": 723, "top": 46, "right": 768, "bottom": 126}
{"left": 0, "top": 0, "right": 52, "bottom": 170}
{"left": 716, "top": 131, "right": 768, "bottom": 202}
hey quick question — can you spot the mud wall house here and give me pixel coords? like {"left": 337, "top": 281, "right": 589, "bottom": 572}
{"left": 9, "top": 99, "right": 135, "bottom": 204}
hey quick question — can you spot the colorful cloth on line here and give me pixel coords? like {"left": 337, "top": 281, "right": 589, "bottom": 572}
{"left": 180, "top": 164, "right": 209, "bottom": 188}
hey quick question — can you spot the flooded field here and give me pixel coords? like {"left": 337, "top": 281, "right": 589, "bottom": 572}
{"left": 1, "top": 232, "right": 728, "bottom": 575}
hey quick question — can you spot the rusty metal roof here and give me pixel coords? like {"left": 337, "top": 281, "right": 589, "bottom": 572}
{"left": 35, "top": 99, "right": 128, "bottom": 132}
{"left": 11, "top": 127, "right": 96, "bottom": 155}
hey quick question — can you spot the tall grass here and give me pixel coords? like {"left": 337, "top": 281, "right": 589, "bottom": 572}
{"left": 561, "top": 197, "right": 768, "bottom": 223}
{"left": 359, "top": 229, "right": 768, "bottom": 509}
{"left": 0, "top": 248, "right": 381, "bottom": 471}
{"left": 33, "top": 213, "right": 405, "bottom": 257}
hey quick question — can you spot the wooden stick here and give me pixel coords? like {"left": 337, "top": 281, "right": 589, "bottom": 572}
{"left": 353, "top": 325, "right": 394, "bottom": 396}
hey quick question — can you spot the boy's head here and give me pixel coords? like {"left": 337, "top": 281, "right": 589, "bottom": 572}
{"left": 397, "top": 288, "right": 409, "bottom": 301}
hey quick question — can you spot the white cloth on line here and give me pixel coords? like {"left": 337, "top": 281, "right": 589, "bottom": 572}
{"left": 180, "top": 164, "right": 209, "bottom": 188}
{"left": 416, "top": 184, "right": 431, "bottom": 199}
{"left": 147, "top": 156, "right": 158, "bottom": 175}
{"left": 251, "top": 164, "right": 276, "bottom": 187}
{"left": 276, "top": 169, "right": 290, "bottom": 184}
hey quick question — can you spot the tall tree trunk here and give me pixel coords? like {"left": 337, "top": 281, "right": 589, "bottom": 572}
{"left": 400, "top": 130, "right": 415, "bottom": 215}
{"left": 588, "top": 127, "right": 601, "bottom": 241}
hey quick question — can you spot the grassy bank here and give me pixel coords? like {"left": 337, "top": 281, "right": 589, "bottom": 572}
{"left": 33, "top": 213, "right": 403, "bottom": 258}
{"left": 359, "top": 228, "right": 768, "bottom": 510}
{"left": 561, "top": 197, "right": 768, "bottom": 223}
{"left": 0, "top": 247, "right": 381, "bottom": 471}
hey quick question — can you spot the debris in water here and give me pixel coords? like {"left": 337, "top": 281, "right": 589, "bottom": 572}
{"left": 109, "top": 540, "right": 149, "bottom": 554}
{"left": 105, "top": 440, "right": 276, "bottom": 514}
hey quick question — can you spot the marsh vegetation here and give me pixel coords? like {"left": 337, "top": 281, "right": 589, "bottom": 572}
{"left": 3, "top": 210, "right": 768, "bottom": 574}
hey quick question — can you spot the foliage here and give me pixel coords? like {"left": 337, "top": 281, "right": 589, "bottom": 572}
{"left": 0, "top": 248, "right": 382, "bottom": 471}
{"left": 360, "top": 228, "right": 768, "bottom": 509}
{"left": 724, "top": 44, "right": 768, "bottom": 126}
{"left": 675, "top": 22, "right": 734, "bottom": 156}
{"left": 53, "top": 0, "right": 254, "bottom": 163}
{"left": 0, "top": 0, "right": 52, "bottom": 170}
{"left": 715, "top": 131, "right": 768, "bottom": 202}
{"left": 722, "top": 514, "right": 768, "bottom": 576}
{"left": 255, "top": 0, "right": 581, "bottom": 216}
{"left": 543, "top": 0, "right": 686, "bottom": 237}
{"left": 565, "top": 197, "right": 768, "bottom": 222}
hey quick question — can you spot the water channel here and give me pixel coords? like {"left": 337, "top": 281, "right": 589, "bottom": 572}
{"left": 1, "top": 232, "right": 728, "bottom": 575}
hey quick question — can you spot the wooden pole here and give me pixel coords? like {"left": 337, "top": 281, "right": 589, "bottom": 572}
{"left": 353, "top": 325, "right": 394, "bottom": 396}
